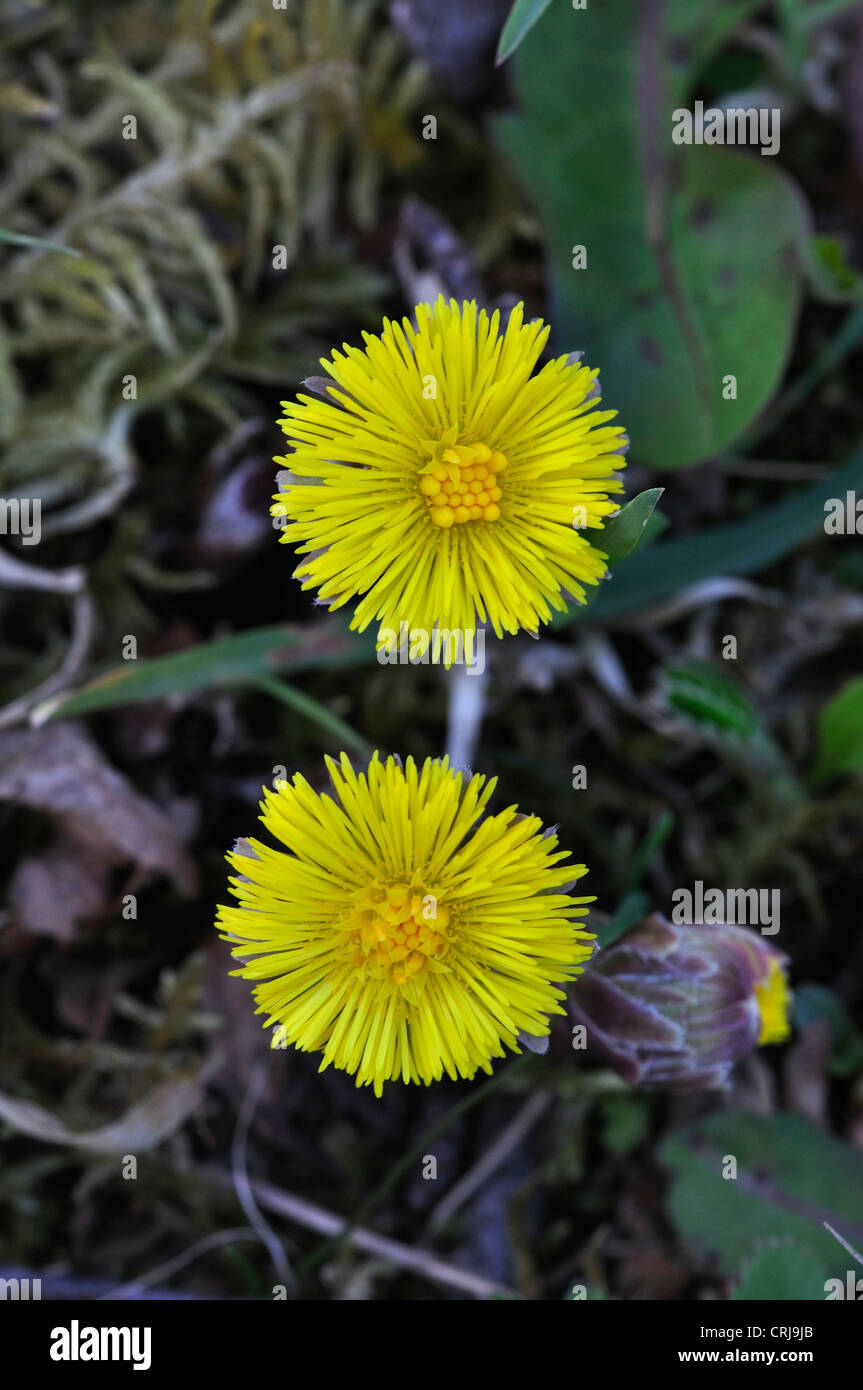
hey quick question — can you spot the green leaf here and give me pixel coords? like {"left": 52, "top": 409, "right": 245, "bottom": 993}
{"left": 732, "top": 1240, "right": 831, "bottom": 1301}
{"left": 556, "top": 445, "right": 863, "bottom": 623}
{"left": 810, "top": 676, "right": 863, "bottom": 787}
{"left": 803, "top": 234, "right": 863, "bottom": 304}
{"left": 662, "top": 661, "right": 763, "bottom": 739}
{"left": 660, "top": 1112, "right": 863, "bottom": 1276}
{"left": 253, "top": 675, "right": 373, "bottom": 758}
{"left": 594, "top": 890, "right": 650, "bottom": 950}
{"left": 34, "top": 620, "right": 377, "bottom": 722}
{"left": 496, "top": 0, "right": 554, "bottom": 65}
{"left": 597, "top": 489, "right": 665, "bottom": 568}
{"left": 595, "top": 813, "right": 674, "bottom": 948}
{"left": 626, "top": 813, "right": 675, "bottom": 887}
{"left": 659, "top": 661, "right": 801, "bottom": 801}
{"left": 495, "top": 0, "right": 807, "bottom": 468}
{"left": 742, "top": 301, "right": 863, "bottom": 451}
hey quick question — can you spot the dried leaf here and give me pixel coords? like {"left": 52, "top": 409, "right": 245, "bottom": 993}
{"left": 9, "top": 845, "right": 109, "bottom": 942}
{"left": 0, "top": 721, "right": 197, "bottom": 898}
{"left": 0, "top": 1060, "right": 218, "bottom": 1154}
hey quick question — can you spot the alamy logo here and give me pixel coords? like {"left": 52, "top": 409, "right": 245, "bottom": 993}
{"left": 0, "top": 1276, "right": 41, "bottom": 1299}
{"left": 671, "top": 882, "right": 780, "bottom": 935}
{"left": 672, "top": 100, "right": 780, "bottom": 157}
{"left": 377, "top": 623, "right": 486, "bottom": 674}
{"left": 825, "top": 1272, "right": 863, "bottom": 1299}
{"left": 824, "top": 492, "right": 863, "bottom": 534}
{"left": 0, "top": 497, "right": 41, "bottom": 545}
{"left": 50, "top": 1321, "right": 151, "bottom": 1371}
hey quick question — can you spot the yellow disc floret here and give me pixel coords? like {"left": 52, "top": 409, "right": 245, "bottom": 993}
{"left": 344, "top": 881, "right": 450, "bottom": 995}
{"left": 420, "top": 443, "right": 505, "bottom": 527}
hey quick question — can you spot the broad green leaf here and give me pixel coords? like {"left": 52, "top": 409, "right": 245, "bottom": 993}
{"left": 495, "top": 0, "right": 807, "bottom": 468}
{"left": 557, "top": 445, "right": 863, "bottom": 623}
{"left": 597, "top": 488, "right": 664, "bottom": 568}
{"left": 810, "top": 676, "right": 863, "bottom": 787}
{"left": 34, "top": 620, "right": 377, "bottom": 721}
{"left": 496, "top": 0, "right": 554, "bottom": 65}
{"left": 732, "top": 1241, "right": 831, "bottom": 1301}
{"left": 743, "top": 301, "right": 863, "bottom": 451}
{"left": 660, "top": 1112, "right": 863, "bottom": 1275}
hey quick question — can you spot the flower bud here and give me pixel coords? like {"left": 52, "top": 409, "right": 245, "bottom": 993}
{"left": 569, "top": 914, "right": 790, "bottom": 1089}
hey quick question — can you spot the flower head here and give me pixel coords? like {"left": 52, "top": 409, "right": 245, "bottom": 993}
{"left": 273, "top": 297, "right": 626, "bottom": 644}
{"left": 217, "top": 752, "right": 594, "bottom": 1095}
{"left": 569, "top": 914, "right": 791, "bottom": 1090}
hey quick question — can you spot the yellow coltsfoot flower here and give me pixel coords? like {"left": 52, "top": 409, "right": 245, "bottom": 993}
{"left": 273, "top": 297, "right": 627, "bottom": 644}
{"left": 217, "top": 752, "right": 594, "bottom": 1096}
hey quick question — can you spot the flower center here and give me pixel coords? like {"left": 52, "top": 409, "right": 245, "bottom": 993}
{"left": 346, "top": 882, "right": 450, "bottom": 989}
{"left": 419, "top": 442, "right": 505, "bottom": 529}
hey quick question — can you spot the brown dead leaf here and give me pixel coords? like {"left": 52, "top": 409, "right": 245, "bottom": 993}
{"left": 0, "top": 722, "right": 198, "bottom": 911}
{"left": 0, "top": 1054, "right": 220, "bottom": 1154}
{"left": 9, "top": 844, "right": 109, "bottom": 942}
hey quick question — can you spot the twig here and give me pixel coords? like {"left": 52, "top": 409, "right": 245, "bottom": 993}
{"left": 1, "top": 590, "right": 95, "bottom": 729}
{"left": 823, "top": 1221, "right": 863, "bottom": 1267}
{"left": 0, "top": 548, "right": 84, "bottom": 594}
{"left": 234, "top": 1175, "right": 518, "bottom": 1300}
{"left": 231, "top": 1062, "right": 293, "bottom": 1289}
{"left": 99, "top": 1228, "right": 262, "bottom": 1300}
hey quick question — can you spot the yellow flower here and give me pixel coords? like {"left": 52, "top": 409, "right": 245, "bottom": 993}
{"left": 217, "top": 752, "right": 594, "bottom": 1096}
{"left": 273, "top": 297, "right": 626, "bottom": 644}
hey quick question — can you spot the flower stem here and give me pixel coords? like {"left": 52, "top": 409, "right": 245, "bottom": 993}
{"left": 444, "top": 663, "right": 487, "bottom": 769}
